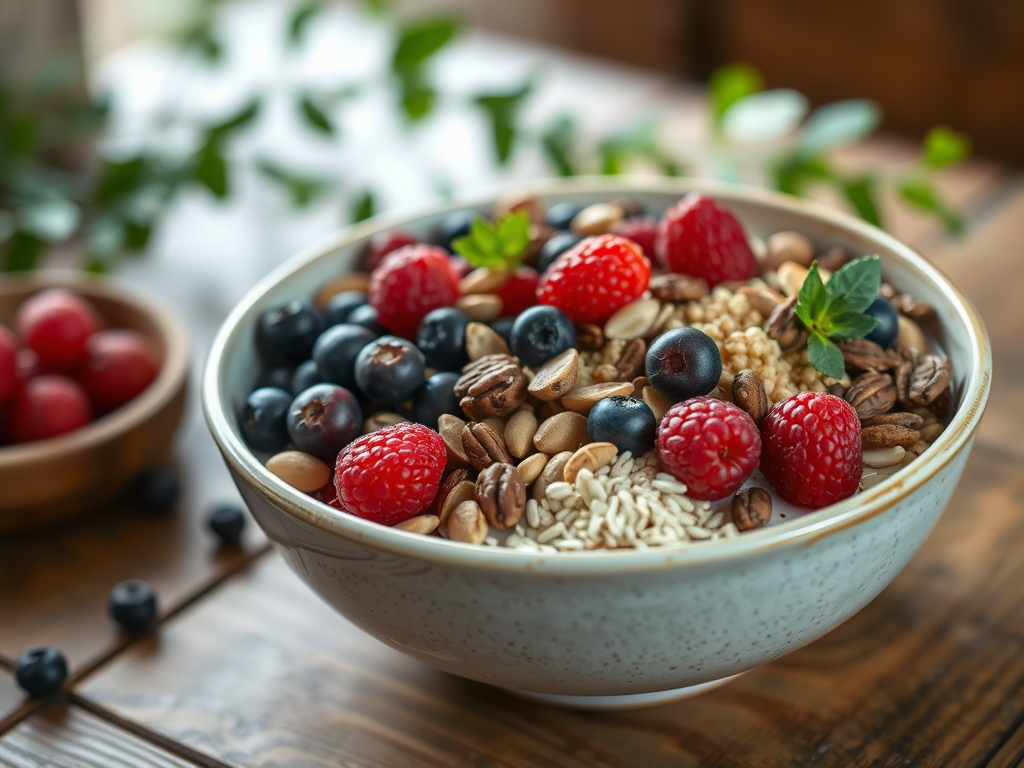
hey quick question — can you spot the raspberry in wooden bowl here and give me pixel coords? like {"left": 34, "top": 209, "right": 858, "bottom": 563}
{"left": 203, "top": 178, "right": 990, "bottom": 709}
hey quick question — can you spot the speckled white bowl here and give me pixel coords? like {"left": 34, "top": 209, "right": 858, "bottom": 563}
{"left": 203, "top": 178, "right": 990, "bottom": 708}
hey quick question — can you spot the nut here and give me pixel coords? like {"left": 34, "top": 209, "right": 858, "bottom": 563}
{"left": 393, "top": 514, "right": 440, "bottom": 534}
{"left": 448, "top": 500, "right": 488, "bottom": 544}
{"left": 517, "top": 452, "right": 549, "bottom": 484}
{"left": 732, "top": 369, "right": 769, "bottom": 425}
{"left": 563, "top": 442, "right": 618, "bottom": 483}
{"left": 863, "top": 446, "right": 906, "bottom": 468}
{"left": 592, "top": 363, "right": 620, "bottom": 383}
{"left": 649, "top": 273, "right": 710, "bottom": 302}
{"left": 896, "top": 315, "right": 928, "bottom": 353}
{"left": 527, "top": 348, "right": 580, "bottom": 401}
{"left": 764, "top": 296, "right": 808, "bottom": 354}
{"left": 575, "top": 323, "right": 605, "bottom": 351}
{"left": 928, "top": 385, "right": 951, "bottom": 418}
{"left": 538, "top": 400, "right": 567, "bottom": 420}
{"left": 571, "top": 202, "right": 623, "bottom": 235}
{"left": 845, "top": 371, "right": 897, "bottom": 420}
{"left": 266, "top": 451, "right": 331, "bottom": 492}
{"left": 862, "top": 423, "right": 921, "bottom": 450}
{"left": 737, "top": 286, "right": 785, "bottom": 318}
{"left": 314, "top": 273, "right": 370, "bottom": 308}
{"left": 861, "top": 412, "right": 924, "bottom": 430}
{"left": 615, "top": 337, "right": 647, "bottom": 381}
{"left": 532, "top": 450, "right": 573, "bottom": 501}
{"left": 438, "top": 413, "right": 469, "bottom": 463}
{"left": 462, "top": 422, "right": 513, "bottom": 471}
{"left": 362, "top": 411, "right": 408, "bottom": 434}
{"left": 816, "top": 246, "right": 849, "bottom": 272}
{"left": 504, "top": 409, "right": 539, "bottom": 459}
{"left": 648, "top": 302, "right": 676, "bottom": 337}
{"left": 642, "top": 386, "right": 673, "bottom": 421}
{"left": 776, "top": 261, "right": 809, "bottom": 297}
{"left": 493, "top": 190, "right": 544, "bottom": 224}
{"left": 837, "top": 338, "right": 902, "bottom": 373}
{"left": 604, "top": 298, "right": 661, "bottom": 340}
{"left": 454, "top": 354, "right": 528, "bottom": 419}
{"left": 533, "top": 411, "right": 590, "bottom": 454}
{"left": 435, "top": 469, "right": 470, "bottom": 522}
{"left": 631, "top": 376, "right": 651, "bottom": 399}
{"left": 455, "top": 294, "right": 502, "bottom": 322}
{"left": 765, "top": 231, "right": 814, "bottom": 271}
{"left": 475, "top": 463, "right": 526, "bottom": 529}
{"left": 561, "top": 382, "right": 633, "bottom": 415}
{"left": 439, "top": 480, "right": 476, "bottom": 525}
{"left": 482, "top": 416, "right": 506, "bottom": 435}
{"left": 459, "top": 267, "right": 513, "bottom": 295}
{"left": 732, "top": 488, "right": 772, "bottom": 532}
{"left": 897, "top": 354, "right": 953, "bottom": 409}
{"left": 919, "top": 422, "right": 944, "bottom": 442}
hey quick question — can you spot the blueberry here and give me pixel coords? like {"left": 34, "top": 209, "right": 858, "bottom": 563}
{"left": 240, "top": 387, "right": 292, "bottom": 452}
{"left": 291, "top": 360, "right": 327, "bottom": 396}
{"left": 312, "top": 324, "right": 377, "bottom": 392}
{"left": 538, "top": 231, "right": 582, "bottom": 274}
{"left": 346, "top": 304, "right": 386, "bottom": 337}
{"left": 355, "top": 336, "right": 425, "bottom": 403}
{"left": 546, "top": 202, "right": 583, "bottom": 230}
{"left": 416, "top": 308, "right": 470, "bottom": 371}
{"left": 287, "top": 384, "right": 362, "bottom": 461}
{"left": 255, "top": 365, "right": 294, "bottom": 391}
{"left": 510, "top": 306, "right": 576, "bottom": 367}
{"left": 436, "top": 209, "right": 479, "bottom": 249}
{"left": 256, "top": 301, "right": 323, "bottom": 365}
{"left": 865, "top": 296, "right": 900, "bottom": 350}
{"left": 646, "top": 327, "right": 722, "bottom": 403}
{"left": 14, "top": 647, "right": 67, "bottom": 698}
{"left": 587, "top": 396, "right": 657, "bottom": 457}
{"left": 132, "top": 468, "right": 179, "bottom": 515}
{"left": 109, "top": 580, "right": 158, "bottom": 632}
{"left": 411, "top": 372, "right": 463, "bottom": 427}
{"left": 323, "top": 291, "right": 368, "bottom": 326}
{"left": 207, "top": 503, "right": 247, "bottom": 546}
{"left": 489, "top": 316, "right": 516, "bottom": 345}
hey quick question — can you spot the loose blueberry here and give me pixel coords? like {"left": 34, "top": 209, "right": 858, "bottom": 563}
{"left": 646, "top": 327, "right": 722, "bottom": 403}
{"left": 587, "top": 396, "right": 657, "bottom": 457}
{"left": 109, "top": 580, "right": 158, "bottom": 632}
{"left": 323, "top": 291, "right": 368, "bottom": 326}
{"left": 416, "top": 308, "right": 470, "bottom": 371}
{"left": 546, "top": 202, "right": 583, "bottom": 231}
{"left": 538, "top": 231, "right": 582, "bottom": 274}
{"left": 287, "top": 384, "right": 362, "bottom": 461}
{"left": 312, "top": 324, "right": 377, "bottom": 392}
{"left": 132, "top": 468, "right": 179, "bottom": 514}
{"left": 436, "top": 209, "right": 478, "bottom": 249}
{"left": 14, "top": 647, "right": 67, "bottom": 698}
{"left": 489, "top": 316, "right": 516, "bottom": 345}
{"left": 411, "top": 372, "right": 463, "bottom": 427}
{"left": 255, "top": 365, "right": 294, "bottom": 392}
{"left": 240, "top": 387, "right": 292, "bottom": 452}
{"left": 291, "top": 360, "right": 326, "bottom": 396}
{"left": 355, "top": 336, "right": 425, "bottom": 403}
{"left": 510, "top": 305, "right": 576, "bottom": 367}
{"left": 865, "top": 296, "right": 900, "bottom": 350}
{"left": 346, "top": 304, "right": 387, "bottom": 337}
{"left": 256, "top": 301, "right": 323, "bottom": 365}
{"left": 207, "top": 503, "right": 247, "bottom": 546}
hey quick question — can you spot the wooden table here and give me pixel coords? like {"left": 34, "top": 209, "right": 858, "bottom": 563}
{"left": 3, "top": 11, "right": 1024, "bottom": 767}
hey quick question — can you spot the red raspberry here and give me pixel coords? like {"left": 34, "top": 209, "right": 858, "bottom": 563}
{"left": 11, "top": 375, "right": 92, "bottom": 443}
{"left": 655, "top": 194, "right": 757, "bottom": 286}
{"left": 615, "top": 216, "right": 658, "bottom": 259}
{"left": 760, "top": 391, "right": 862, "bottom": 509}
{"left": 78, "top": 330, "right": 159, "bottom": 414}
{"left": 0, "top": 324, "right": 16, "bottom": 403}
{"left": 16, "top": 289, "right": 101, "bottom": 370}
{"left": 369, "top": 245, "right": 459, "bottom": 339}
{"left": 448, "top": 255, "right": 472, "bottom": 280}
{"left": 656, "top": 397, "right": 760, "bottom": 501}
{"left": 536, "top": 234, "right": 650, "bottom": 324}
{"left": 494, "top": 267, "right": 539, "bottom": 317}
{"left": 366, "top": 230, "right": 419, "bottom": 272}
{"left": 334, "top": 423, "right": 447, "bottom": 525}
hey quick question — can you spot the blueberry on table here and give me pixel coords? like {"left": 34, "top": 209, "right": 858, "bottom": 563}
{"left": 109, "top": 580, "right": 158, "bottom": 632}
{"left": 256, "top": 301, "right": 323, "bottom": 365}
{"left": 355, "top": 336, "right": 425, "bottom": 403}
{"left": 287, "top": 384, "right": 362, "bottom": 461}
{"left": 240, "top": 387, "right": 292, "bottom": 452}
{"left": 312, "top": 324, "right": 377, "bottom": 392}
{"left": 588, "top": 396, "right": 657, "bottom": 457}
{"left": 436, "top": 209, "right": 478, "bottom": 249}
{"left": 510, "top": 305, "right": 576, "bottom": 367}
{"left": 646, "top": 327, "right": 722, "bottom": 403}
{"left": 323, "top": 290, "right": 368, "bottom": 326}
{"left": 416, "top": 308, "right": 470, "bottom": 371}
{"left": 291, "top": 360, "right": 327, "bottom": 396}
{"left": 132, "top": 468, "right": 180, "bottom": 514}
{"left": 411, "top": 372, "right": 463, "bottom": 427}
{"left": 207, "top": 503, "right": 247, "bottom": 546}
{"left": 489, "top": 316, "right": 515, "bottom": 344}
{"left": 546, "top": 202, "right": 583, "bottom": 231}
{"left": 864, "top": 296, "right": 900, "bottom": 350}
{"left": 254, "top": 364, "right": 294, "bottom": 392}
{"left": 346, "top": 304, "right": 387, "bottom": 337}
{"left": 538, "top": 231, "right": 582, "bottom": 274}
{"left": 14, "top": 647, "right": 67, "bottom": 698}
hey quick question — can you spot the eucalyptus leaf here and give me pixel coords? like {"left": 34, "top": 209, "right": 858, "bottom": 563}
{"left": 299, "top": 94, "right": 335, "bottom": 135}
{"left": 540, "top": 115, "right": 577, "bottom": 177}
{"left": 207, "top": 98, "right": 261, "bottom": 138}
{"left": 85, "top": 216, "right": 125, "bottom": 257}
{"left": 392, "top": 18, "right": 458, "bottom": 73}
{"left": 95, "top": 158, "right": 145, "bottom": 203}
{"left": 288, "top": 1, "right": 323, "bottom": 47}
{"left": 722, "top": 89, "right": 809, "bottom": 144}
{"left": 399, "top": 77, "right": 436, "bottom": 122}
{"left": 473, "top": 79, "right": 533, "bottom": 164}
{"left": 256, "top": 159, "right": 331, "bottom": 208}
{"left": 898, "top": 180, "right": 963, "bottom": 236}
{"left": 798, "top": 99, "right": 881, "bottom": 156}
{"left": 709, "top": 63, "right": 763, "bottom": 131}
{"left": 923, "top": 126, "right": 971, "bottom": 169}
{"left": 352, "top": 190, "right": 376, "bottom": 222}
{"left": 841, "top": 174, "right": 883, "bottom": 228}
{"left": 194, "top": 143, "right": 229, "bottom": 198}
{"left": 18, "top": 197, "right": 81, "bottom": 242}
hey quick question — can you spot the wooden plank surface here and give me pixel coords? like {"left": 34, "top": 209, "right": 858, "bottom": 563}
{"left": 0, "top": 670, "right": 23, "bottom": 725}
{"left": 74, "top": 445, "right": 1024, "bottom": 767}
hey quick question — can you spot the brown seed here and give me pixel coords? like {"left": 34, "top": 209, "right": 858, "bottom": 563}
{"left": 631, "top": 376, "right": 651, "bottom": 399}
{"left": 314, "top": 273, "right": 370, "bottom": 309}
{"left": 455, "top": 294, "right": 502, "bottom": 322}
{"left": 648, "top": 273, "right": 710, "bottom": 302}
{"left": 393, "top": 515, "right": 440, "bottom": 534}
{"left": 837, "top": 338, "right": 902, "bottom": 373}
{"left": 459, "top": 267, "right": 513, "bottom": 295}
{"left": 493, "top": 190, "right": 544, "bottom": 224}
{"left": 438, "top": 413, "right": 469, "bottom": 463}
{"left": 527, "top": 349, "right": 580, "bottom": 401}
{"left": 266, "top": 451, "right": 331, "bottom": 492}
{"left": 439, "top": 480, "right": 476, "bottom": 525}
{"left": 732, "top": 369, "right": 769, "bottom": 426}
{"left": 861, "top": 412, "right": 924, "bottom": 431}
{"left": 764, "top": 231, "right": 814, "bottom": 271}
{"left": 538, "top": 399, "right": 567, "bottom": 420}
{"left": 563, "top": 442, "right": 618, "bottom": 483}
{"left": 474, "top": 463, "right": 526, "bottom": 529}
{"left": 845, "top": 371, "right": 897, "bottom": 420}
{"left": 642, "top": 386, "right": 673, "bottom": 421}
{"left": 465, "top": 322, "right": 510, "bottom": 361}
{"left": 737, "top": 286, "right": 785, "bottom": 318}
{"left": 861, "top": 423, "right": 921, "bottom": 449}
{"left": 462, "top": 422, "right": 513, "bottom": 471}
{"left": 571, "top": 202, "right": 623, "bottom": 235}
{"left": 561, "top": 382, "right": 634, "bottom": 415}
{"left": 533, "top": 411, "right": 590, "bottom": 454}
{"left": 434, "top": 469, "right": 470, "bottom": 522}
{"left": 928, "top": 385, "right": 952, "bottom": 418}
{"left": 815, "top": 246, "right": 849, "bottom": 272}
{"left": 604, "top": 299, "right": 661, "bottom": 340}
{"left": 777, "top": 261, "right": 809, "bottom": 297}
{"left": 896, "top": 315, "right": 928, "bottom": 353}
{"left": 575, "top": 323, "right": 605, "bottom": 351}
{"left": 907, "top": 355, "right": 952, "bottom": 407}
{"left": 504, "top": 410, "right": 539, "bottom": 459}
{"left": 615, "top": 337, "right": 647, "bottom": 381}
{"left": 362, "top": 411, "right": 408, "bottom": 434}
{"left": 517, "top": 452, "right": 549, "bottom": 484}
{"left": 764, "top": 296, "right": 808, "bottom": 354}
{"left": 732, "top": 487, "right": 772, "bottom": 532}
{"left": 533, "top": 451, "right": 573, "bottom": 501}
{"left": 592, "top": 363, "right": 620, "bottom": 383}
{"left": 454, "top": 354, "right": 528, "bottom": 419}
{"left": 448, "top": 500, "right": 488, "bottom": 544}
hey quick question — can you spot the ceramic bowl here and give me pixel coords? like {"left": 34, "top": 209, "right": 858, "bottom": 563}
{"left": 0, "top": 272, "right": 189, "bottom": 534}
{"left": 203, "top": 178, "right": 990, "bottom": 708}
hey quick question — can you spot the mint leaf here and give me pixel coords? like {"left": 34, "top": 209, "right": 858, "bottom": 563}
{"left": 795, "top": 261, "right": 827, "bottom": 328}
{"left": 923, "top": 127, "right": 970, "bottom": 169}
{"left": 827, "top": 312, "right": 879, "bottom": 342}
{"left": 807, "top": 333, "right": 845, "bottom": 380}
{"left": 452, "top": 211, "right": 530, "bottom": 269}
{"left": 825, "top": 256, "right": 881, "bottom": 312}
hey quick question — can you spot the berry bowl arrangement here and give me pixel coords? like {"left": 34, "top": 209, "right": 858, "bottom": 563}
{"left": 0, "top": 272, "right": 189, "bottom": 533}
{"left": 203, "top": 177, "right": 990, "bottom": 708}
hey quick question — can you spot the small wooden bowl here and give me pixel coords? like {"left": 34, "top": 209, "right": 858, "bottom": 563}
{"left": 0, "top": 272, "right": 189, "bottom": 534}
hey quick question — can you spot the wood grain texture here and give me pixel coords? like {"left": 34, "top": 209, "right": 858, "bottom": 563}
{"left": 0, "top": 703, "right": 199, "bottom": 768}
{"left": 0, "top": 670, "right": 23, "bottom": 724}
{"left": 76, "top": 447, "right": 1024, "bottom": 767}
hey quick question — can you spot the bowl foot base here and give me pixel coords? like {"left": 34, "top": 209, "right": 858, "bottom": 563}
{"left": 501, "top": 673, "right": 743, "bottom": 711}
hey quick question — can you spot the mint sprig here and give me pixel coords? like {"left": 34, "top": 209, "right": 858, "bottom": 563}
{"left": 795, "top": 256, "right": 882, "bottom": 379}
{"left": 451, "top": 210, "right": 530, "bottom": 269}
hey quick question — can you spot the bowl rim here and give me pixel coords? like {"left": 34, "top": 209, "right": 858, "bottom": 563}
{"left": 202, "top": 176, "right": 992, "bottom": 575}
{"left": 0, "top": 271, "right": 190, "bottom": 467}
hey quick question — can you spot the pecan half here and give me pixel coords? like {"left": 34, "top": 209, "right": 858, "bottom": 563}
{"left": 649, "top": 273, "right": 710, "bottom": 302}
{"left": 732, "top": 369, "right": 769, "bottom": 426}
{"left": 475, "top": 463, "right": 526, "bottom": 529}
{"left": 928, "top": 385, "right": 952, "bottom": 418}
{"left": 844, "top": 372, "right": 896, "bottom": 420}
{"left": 837, "top": 338, "right": 902, "bottom": 373}
{"left": 764, "top": 297, "right": 808, "bottom": 354}
{"left": 461, "top": 422, "right": 513, "bottom": 471}
{"left": 897, "top": 355, "right": 953, "bottom": 409}
{"left": 861, "top": 412, "right": 925, "bottom": 431}
{"left": 880, "top": 283, "right": 933, "bottom": 319}
{"left": 454, "top": 354, "right": 528, "bottom": 419}
{"left": 575, "top": 323, "right": 605, "bottom": 351}
{"left": 862, "top": 423, "right": 921, "bottom": 449}
{"left": 732, "top": 488, "right": 772, "bottom": 532}
{"left": 615, "top": 337, "right": 647, "bottom": 381}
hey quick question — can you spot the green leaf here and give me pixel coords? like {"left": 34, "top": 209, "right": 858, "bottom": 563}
{"left": 474, "top": 79, "right": 533, "bottom": 165}
{"left": 825, "top": 256, "right": 881, "bottom": 313}
{"left": 898, "top": 180, "right": 964, "bottom": 236}
{"left": 797, "top": 100, "right": 882, "bottom": 156}
{"left": 722, "top": 89, "right": 808, "bottom": 144}
{"left": 362, "top": 0, "right": 389, "bottom": 15}
{"left": 452, "top": 211, "right": 530, "bottom": 269}
{"left": 2, "top": 231, "right": 44, "bottom": 272}
{"left": 397, "top": 73, "right": 436, "bottom": 122}
{"left": 207, "top": 98, "right": 261, "bottom": 138}
{"left": 256, "top": 159, "right": 332, "bottom": 208}
{"left": 351, "top": 190, "right": 376, "bottom": 222}
{"left": 4, "top": 114, "right": 40, "bottom": 156}
{"left": 288, "top": 1, "right": 323, "bottom": 47}
{"left": 181, "top": 25, "right": 222, "bottom": 62}
{"left": 827, "top": 311, "right": 879, "bottom": 342}
{"left": 392, "top": 18, "right": 459, "bottom": 72}
{"left": 807, "top": 333, "right": 846, "bottom": 380}
{"left": 795, "top": 261, "right": 827, "bottom": 329}
{"left": 194, "top": 142, "right": 228, "bottom": 198}
{"left": 772, "top": 153, "right": 834, "bottom": 196}
{"left": 709, "top": 63, "right": 763, "bottom": 132}
{"left": 123, "top": 220, "right": 152, "bottom": 252}
{"left": 923, "top": 126, "right": 970, "bottom": 169}
{"left": 17, "top": 197, "right": 81, "bottom": 242}
{"left": 841, "top": 174, "right": 883, "bottom": 228}
{"left": 540, "top": 115, "right": 577, "bottom": 177}
{"left": 298, "top": 94, "right": 335, "bottom": 134}
{"left": 94, "top": 158, "right": 145, "bottom": 203}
